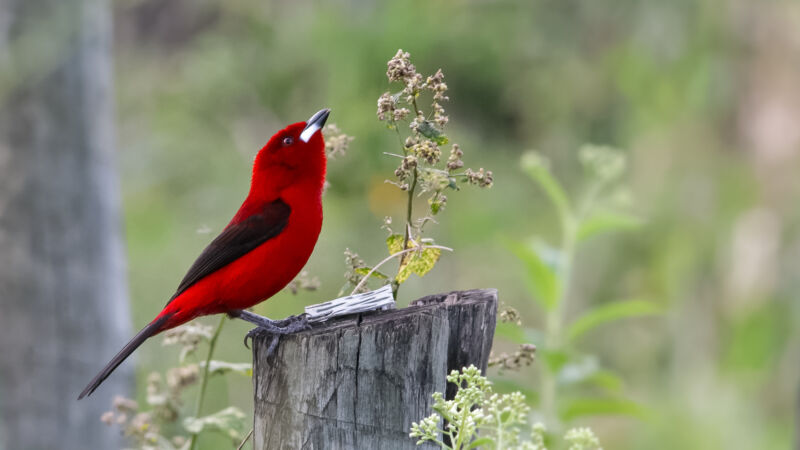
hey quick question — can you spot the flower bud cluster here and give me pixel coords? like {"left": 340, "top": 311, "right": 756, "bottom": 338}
{"left": 465, "top": 167, "right": 494, "bottom": 188}
{"left": 411, "top": 140, "right": 440, "bottom": 165}
{"left": 394, "top": 155, "right": 418, "bottom": 189}
{"left": 322, "top": 124, "right": 354, "bottom": 159}
{"left": 446, "top": 144, "right": 464, "bottom": 171}
{"left": 378, "top": 49, "right": 449, "bottom": 128}
{"left": 102, "top": 395, "right": 165, "bottom": 447}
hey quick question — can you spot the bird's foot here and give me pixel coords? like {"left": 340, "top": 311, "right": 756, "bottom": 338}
{"left": 230, "top": 312, "right": 311, "bottom": 352}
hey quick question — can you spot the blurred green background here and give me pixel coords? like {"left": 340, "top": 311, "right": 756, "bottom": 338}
{"left": 113, "top": 0, "right": 799, "bottom": 448}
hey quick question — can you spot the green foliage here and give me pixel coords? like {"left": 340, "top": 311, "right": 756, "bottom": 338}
{"left": 410, "top": 366, "right": 602, "bottom": 450}
{"left": 497, "top": 147, "right": 659, "bottom": 430}
{"left": 506, "top": 240, "right": 561, "bottom": 312}
{"left": 567, "top": 300, "right": 662, "bottom": 342}
{"left": 575, "top": 211, "right": 642, "bottom": 243}
{"left": 520, "top": 153, "right": 572, "bottom": 230}
{"left": 559, "top": 397, "right": 647, "bottom": 422}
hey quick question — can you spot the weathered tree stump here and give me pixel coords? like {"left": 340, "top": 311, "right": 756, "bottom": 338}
{"left": 252, "top": 289, "right": 497, "bottom": 450}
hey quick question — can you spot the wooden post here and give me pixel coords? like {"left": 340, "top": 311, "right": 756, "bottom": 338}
{"left": 252, "top": 289, "right": 497, "bottom": 450}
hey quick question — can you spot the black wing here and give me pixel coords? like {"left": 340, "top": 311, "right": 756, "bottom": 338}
{"left": 166, "top": 198, "right": 291, "bottom": 305}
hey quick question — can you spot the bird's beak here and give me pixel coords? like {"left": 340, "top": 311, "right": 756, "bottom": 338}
{"left": 300, "top": 108, "right": 330, "bottom": 143}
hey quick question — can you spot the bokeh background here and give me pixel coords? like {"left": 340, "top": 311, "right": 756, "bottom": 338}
{"left": 2, "top": 0, "right": 799, "bottom": 449}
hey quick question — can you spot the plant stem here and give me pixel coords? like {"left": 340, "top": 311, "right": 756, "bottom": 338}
{"left": 540, "top": 217, "right": 576, "bottom": 433}
{"left": 237, "top": 428, "right": 253, "bottom": 450}
{"left": 393, "top": 167, "right": 418, "bottom": 299}
{"left": 403, "top": 168, "right": 418, "bottom": 250}
{"left": 188, "top": 315, "right": 226, "bottom": 450}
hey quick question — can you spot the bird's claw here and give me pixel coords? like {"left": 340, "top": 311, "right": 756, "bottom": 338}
{"left": 243, "top": 314, "right": 311, "bottom": 351}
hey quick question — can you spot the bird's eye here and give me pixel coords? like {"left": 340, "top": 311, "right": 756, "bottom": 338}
{"left": 282, "top": 136, "right": 294, "bottom": 146}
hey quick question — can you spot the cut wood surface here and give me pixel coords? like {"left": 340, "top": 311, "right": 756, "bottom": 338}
{"left": 252, "top": 289, "right": 498, "bottom": 450}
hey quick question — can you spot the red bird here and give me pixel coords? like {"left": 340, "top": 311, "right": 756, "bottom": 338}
{"left": 79, "top": 109, "right": 330, "bottom": 399}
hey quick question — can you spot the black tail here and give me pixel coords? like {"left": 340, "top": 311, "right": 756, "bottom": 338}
{"left": 78, "top": 314, "right": 171, "bottom": 400}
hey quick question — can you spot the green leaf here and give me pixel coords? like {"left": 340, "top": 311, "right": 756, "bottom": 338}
{"left": 494, "top": 322, "right": 528, "bottom": 345}
{"left": 539, "top": 348, "right": 570, "bottom": 374}
{"left": 199, "top": 360, "right": 252, "bottom": 377}
{"left": 416, "top": 120, "right": 449, "bottom": 145}
{"left": 577, "top": 211, "right": 642, "bottom": 243}
{"left": 559, "top": 397, "right": 648, "bottom": 421}
{"left": 583, "top": 370, "right": 624, "bottom": 394}
{"left": 413, "top": 247, "right": 440, "bottom": 276}
{"left": 556, "top": 360, "right": 624, "bottom": 393}
{"left": 521, "top": 152, "right": 572, "bottom": 226}
{"left": 386, "top": 234, "right": 405, "bottom": 255}
{"left": 567, "top": 300, "right": 662, "bottom": 342}
{"left": 467, "top": 437, "right": 495, "bottom": 449}
{"left": 354, "top": 267, "right": 388, "bottom": 279}
{"left": 557, "top": 357, "right": 600, "bottom": 386}
{"left": 184, "top": 406, "right": 247, "bottom": 440}
{"left": 396, "top": 247, "right": 441, "bottom": 283}
{"left": 506, "top": 239, "right": 561, "bottom": 311}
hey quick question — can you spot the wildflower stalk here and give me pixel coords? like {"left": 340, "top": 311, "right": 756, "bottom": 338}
{"left": 188, "top": 315, "right": 226, "bottom": 450}
{"left": 344, "top": 49, "right": 492, "bottom": 298}
{"left": 525, "top": 145, "right": 634, "bottom": 430}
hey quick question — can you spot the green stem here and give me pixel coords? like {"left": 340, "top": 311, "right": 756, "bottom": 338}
{"left": 540, "top": 216, "right": 577, "bottom": 433}
{"left": 393, "top": 167, "right": 418, "bottom": 300}
{"left": 403, "top": 169, "right": 418, "bottom": 249}
{"left": 188, "top": 315, "right": 226, "bottom": 450}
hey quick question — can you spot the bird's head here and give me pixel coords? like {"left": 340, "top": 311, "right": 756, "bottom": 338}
{"left": 251, "top": 108, "right": 330, "bottom": 195}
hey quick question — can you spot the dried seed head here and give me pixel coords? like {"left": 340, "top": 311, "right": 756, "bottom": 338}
{"left": 377, "top": 92, "right": 395, "bottom": 121}
{"left": 166, "top": 365, "right": 199, "bottom": 391}
{"left": 112, "top": 395, "right": 139, "bottom": 413}
{"left": 393, "top": 107, "right": 410, "bottom": 122}
{"left": 499, "top": 304, "right": 522, "bottom": 325}
{"left": 411, "top": 140, "right": 441, "bottom": 165}
{"left": 323, "top": 124, "right": 354, "bottom": 159}
{"left": 465, "top": 168, "right": 493, "bottom": 188}
{"left": 386, "top": 49, "right": 417, "bottom": 83}
{"left": 100, "top": 411, "right": 115, "bottom": 425}
{"left": 447, "top": 144, "right": 464, "bottom": 171}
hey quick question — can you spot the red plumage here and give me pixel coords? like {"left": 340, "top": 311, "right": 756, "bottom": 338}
{"left": 79, "top": 109, "right": 329, "bottom": 399}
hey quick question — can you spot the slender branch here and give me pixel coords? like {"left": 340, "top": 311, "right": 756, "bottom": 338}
{"left": 237, "top": 428, "right": 253, "bottom": 450}
{"left": 394, "top": 125, "right": 406, "bottom": 154}
{"left": 412, "top": 96, "right": 422, "bottom": 117}
{"left": 403, "top": 169, "right": 418, "bottom": 250}
{"left": 393, "top": 167, "right": 419, "bottom": 299}
{"left": 350, "top": 244, "right": 453, "bottom": 296}
{"left": 188, "top": 315, "right": 226, "bottom": 450}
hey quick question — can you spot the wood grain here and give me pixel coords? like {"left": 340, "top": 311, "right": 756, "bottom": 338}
{"left": 252, "top": 289, "right": 497, "bottom": 450}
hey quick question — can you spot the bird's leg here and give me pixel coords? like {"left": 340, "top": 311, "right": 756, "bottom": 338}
{"left": 228, "top": 309, "right": 308, "bottom": 332}
{"left": 227, "top": 309, "right": 311, "bottom": 352}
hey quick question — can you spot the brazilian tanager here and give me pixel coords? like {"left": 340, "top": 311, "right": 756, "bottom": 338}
{"left": 79, "top": 109, "right": 330, "bottom": 399}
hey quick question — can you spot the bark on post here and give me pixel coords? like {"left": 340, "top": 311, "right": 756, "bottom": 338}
{"left": 0, "top": 0, "right": 130, "bottom": 448}
{"left": 252, "top": 289, "right": 497, "bottom": 450}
